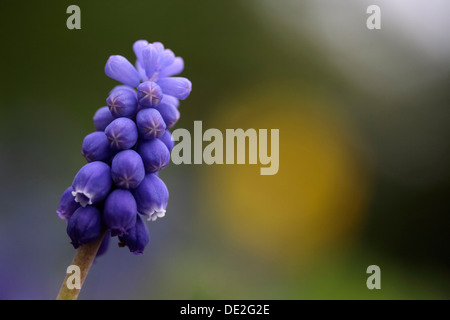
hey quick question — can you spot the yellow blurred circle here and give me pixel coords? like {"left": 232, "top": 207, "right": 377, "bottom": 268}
{"left": 200, "top": 87, "right": 371, "bottom": 268}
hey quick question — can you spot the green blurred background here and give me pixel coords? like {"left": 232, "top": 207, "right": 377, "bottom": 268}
{"left": 1, "top": 0, "right": 450, "bottom": 299}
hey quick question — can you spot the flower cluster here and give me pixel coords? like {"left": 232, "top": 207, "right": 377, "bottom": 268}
{"left": 56, "top": 40, "right": 191, "bottom": 255}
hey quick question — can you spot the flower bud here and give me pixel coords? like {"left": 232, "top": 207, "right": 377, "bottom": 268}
{"left": 105, "top": 117, "right": 138, "bottom": 150}
{"left": 132, "top": 174, "right": 169, "bottom": 221}
{"left": 103, "top": 189, "right": 137, "bottom": 236}
{"left": 67, "top": 206, "right": 103, "bottom": 249}
{"left": 56, "top": 186, "right": 80, "bottom": 221}
{"left": 154, "top": 102, "right": 180, "bottom": 129}
{"left": 137, "top": 81, "right": 163, "bottom": 108}
{"left": 133, "top": 40, "right": 149, "bottom": 64}
{"left": 136, "top": 61, "right": 147, "bottom": 82}
{"left": 159, "top": 57, "right": 184, "bottom": 78}
{"left": 81, "top": 131, "right": 113, "bottom": 162}
{"left": 111, "top": 150, "right": 145, "bottom": 189}
{"left": 106, "top": 88, "right": 138, "bottom": 118}
{"left": 157, "top": 77, "right": 191, "bottom": 100}
{"left": 137, "top": 139, "right": 170, "bottom": 173}
{"left": 118, "top": 214, "right": 149, "bottom": 255}
{"left": 93, "top": 106, "right": 114, "bottom": 131}
{"left": 159, "top": 49, "right": 175, "bottom": 71}
{"left": 105, "top": 55, "right": 140, "bottom": 87}
{"left": 142, "top": 44, "right": 159, "bottom": 80}
{"left": 72, "top": 161, "right": 112, "bottom": 207}
{"left": 152, "top": 42, "right": 165, "bottom": 53}
{"left": 136, "top": 108, "right": 166, "bottom": 140}
{"left": 158, "top": 130, "right": 174, "bottom": 152}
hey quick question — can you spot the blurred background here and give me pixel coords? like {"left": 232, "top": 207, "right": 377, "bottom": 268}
{"left": 1, "top": 0, "right": 450, "bottom": 299}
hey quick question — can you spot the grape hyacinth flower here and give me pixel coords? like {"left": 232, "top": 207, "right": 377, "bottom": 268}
{"left": 81, "top": 131, "right": 112, "bottom": 162}
{"left": 56, "top": 40, "right": 191, "bottom": 300}
{"left": 106, "top": 40, "right": 192, "bottom": 104}
{"left": 72, "top": 161, "right": 112, "bottom": 207}
{"left": 67, "top": 206, "right": 103, "bottom": 249}
{"left": 111, "top": 150, "right": 145, "bottom": 189}
{"left": 159, "top": 130, "right": 175, "bottom": 152}
{"left": 105, "top": 117, "right": 138, "bottom": 150}
{"left": 137, "top": 139, "right": 170, "bottom": 173}
{"left": 137, "top": 81, "right": 163, "bottom": 108}
{"left": 106, "top": 88, "right": 138, "bottom": 118}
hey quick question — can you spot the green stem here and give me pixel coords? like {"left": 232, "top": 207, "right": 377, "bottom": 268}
{"left": 56, "top": 231, "right": 106, "bottom": 300}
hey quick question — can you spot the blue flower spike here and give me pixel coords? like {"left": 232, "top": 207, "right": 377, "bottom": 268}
{"left": 57, "top": 40, "right": 191, "bottom": 264}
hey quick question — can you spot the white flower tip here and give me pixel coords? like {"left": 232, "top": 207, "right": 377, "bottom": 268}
{"left": 72, "top": 190, "right": 93, "bottom": 208}
{"left": 146, "top": 208, "right": 166, "bottom": 222}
